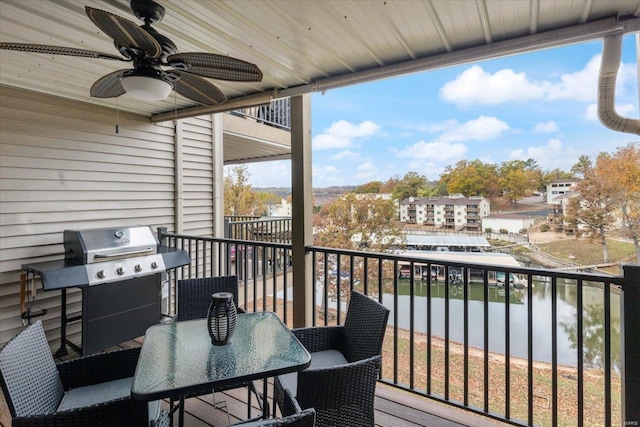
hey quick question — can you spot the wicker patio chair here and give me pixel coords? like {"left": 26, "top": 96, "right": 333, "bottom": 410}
{"left": 229, "top": 389, "right": 315, "bottom": 427}
{"left": 0, "top": 320, "right": 169, "bottom": 427}
{"left": 273, "top": 290, "right": 390, "bottom": 427}
{"left": 174, "top": 275, "right": 264, "bottom": 420}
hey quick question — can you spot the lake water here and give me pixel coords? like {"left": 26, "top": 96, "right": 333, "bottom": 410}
{"left": 302, "top": 278, "right": 621, "bottom": 368}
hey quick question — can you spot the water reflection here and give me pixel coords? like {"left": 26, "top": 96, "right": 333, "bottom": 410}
{"left": 383, "top": 279, "right": 620, "bottom": 368}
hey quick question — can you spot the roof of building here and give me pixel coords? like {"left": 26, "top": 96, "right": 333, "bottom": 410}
{"left": 400, "top": 196, "right": 486, "bottom": 206}
{"left": 548, "top": 178, "right": 580, "bottom": 183}
{"left": 483, "top": 213, "right": 537, "bottom": 220}
{"left": 405, "top": 235, "right": 490, "bottom": 247}
{"left": 395, "top": 250, "right": 521, "bottom": 268}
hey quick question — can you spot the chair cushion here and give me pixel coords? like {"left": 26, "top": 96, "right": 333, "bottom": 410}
{"left": 57, "top": 376, "right": 161, "bottom": 424}
{"left": 57, "top": 377, "right": 132, "bottom": 411}
{"left": 0, "top": 321, "right": 64, "bottom": 416}
{"left": 278, "top": 349, "right": 348, "bottom": 396}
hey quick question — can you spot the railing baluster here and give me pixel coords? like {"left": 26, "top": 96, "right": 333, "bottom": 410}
{"left": 393, "top": 260, "right": 399, "bottom": 385}
{"left": 604, "top": 280, "right": 611, "bottom": 427}
{"left": 527, "top": 273, "right": 534, "bottom": 426}
{"left": 577, "top": 278, "right": 584, "bottom": 427}
{"left": 463, "top": 265, "right": 469, "bottom": 406}
{"left": 445, "top": 265, "right": 450, "bottom": 400}
{"left": 552, "top": 276, "right": 558, "bottom": 426}
{"left": 427, "top": 262, "right": 432, "bottom": 395}
{"left": 410, "top": 260, "right": 415, "bottom": 390}
{"left": 505, "top": 271, "right": 511, "bottom": 419}
{"left": 483, "top": 269, "right": 489, "bottom": 413}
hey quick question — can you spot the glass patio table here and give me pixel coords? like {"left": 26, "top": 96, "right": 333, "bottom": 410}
{"left": 131, "top": 311, "right": 311, "bottom": 426}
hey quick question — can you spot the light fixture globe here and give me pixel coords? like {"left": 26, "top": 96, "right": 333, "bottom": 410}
{"left": 121, "top": 75, "right": 172, "bottom": 100}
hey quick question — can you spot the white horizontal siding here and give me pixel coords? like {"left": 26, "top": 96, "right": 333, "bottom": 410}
{"left": 0, "top": 87, "right": 177, "bottom": 347}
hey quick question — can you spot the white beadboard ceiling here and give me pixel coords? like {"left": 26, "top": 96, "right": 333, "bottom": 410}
{"left": 1, "top": 0, "right": 639, "bottom": 120}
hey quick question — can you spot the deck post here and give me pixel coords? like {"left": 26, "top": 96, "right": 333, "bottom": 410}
{"left": 622, "top": 264, "right": 640, "bottom": 426}
{"left": 290, "top": 94, "right": 313, "bottom": 328}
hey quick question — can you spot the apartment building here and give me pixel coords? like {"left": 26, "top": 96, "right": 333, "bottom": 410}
{"left": 399, "top": 194, "right": 490, "bottom": 231}
{"left": 546, "top": 178, "right": 580, "bottom": 204}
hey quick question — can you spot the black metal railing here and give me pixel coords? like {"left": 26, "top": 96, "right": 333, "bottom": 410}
{"left": 158, "top": 228, "right": 633, "bottom": 427}
{"left": 225, "top": 217, "right": 292, "bottom": 243}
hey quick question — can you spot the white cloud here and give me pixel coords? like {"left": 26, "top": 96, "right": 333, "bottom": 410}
{"left": 396, "top": 140, "right": 467, "bottom": 160}
{"left": 546, "top": 55, "right": 600, "bottom": 102}
{"left": 332, "top": 150, "right": 360, "bottom": 160}
{"left": 439, "top": 116, "right": 510, "bottom": 142}
{"left": 440, "top": 65, "right": 547, "bottom": 106}
{"left": 312, "top": 165, "right": 344, "bottom": 186}
{"left": 532, "top": 121, "right": 559, "bottom": 133}
{"left": 355, "top": 162, "right": 379, "bottom": 181}
{"left": 246, "top": 160, "right": 291, "bottom": 187}
{"left": 440, "top": 55, "right": 636, "bottom": 107}
{"left": 509, "top": 139, "right": 578, "bottom": 170}
{"left": 312, "top": 120, "right": 381, "bottom": 150}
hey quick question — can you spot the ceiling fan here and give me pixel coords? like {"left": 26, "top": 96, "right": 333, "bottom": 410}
{"left": 0, "top": 0, "right": 262, "bottom": 105}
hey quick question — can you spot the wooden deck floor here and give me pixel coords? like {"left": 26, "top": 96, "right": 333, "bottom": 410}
{"left": 171, "top": 381, "right": 510, "bottom": 427}
{"left": 0, "top": 338, "right": 509, "bottom": 427}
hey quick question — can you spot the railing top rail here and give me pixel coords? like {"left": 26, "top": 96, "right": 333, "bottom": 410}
{"left": 160, "top": 231, "right": 293, "bottom": 250}
{"left": 307, "top": 245, "right": 625, "bottom": 285}
{"left": 228, "top": 217, "right": 292, "bottom": 225}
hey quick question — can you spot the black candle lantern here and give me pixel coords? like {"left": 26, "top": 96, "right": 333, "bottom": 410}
{"left": 207, "top": 292, "right": 237, "bottom": 345}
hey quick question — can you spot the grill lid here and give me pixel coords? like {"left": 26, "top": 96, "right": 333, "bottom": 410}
{"left": 64, "top": 226, "right": 159, "bottom": 264}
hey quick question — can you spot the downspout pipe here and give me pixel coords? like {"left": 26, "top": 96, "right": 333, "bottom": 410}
{"left": 598, "top": 34, "right": 640, "bottom": 135}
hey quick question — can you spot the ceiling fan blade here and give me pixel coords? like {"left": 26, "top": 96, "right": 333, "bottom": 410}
{"left": 167, "top": 53, "right": 262, "bottom": 82}
{"left": 85, "top": 6, "right": 162, "bottom": 58}
{"left": 0, "top": 43, "right": 125, "bottom": 61}
{"left": 90, "top": 70, "right": 127, "bottom": 98}
{"left": 173, "top": 71, "right": 227, "bottom": 105}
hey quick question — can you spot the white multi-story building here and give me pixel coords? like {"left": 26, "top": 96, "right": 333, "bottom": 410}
{"left": 399, "top": 194, "right": 490, "bottom": 231}
{"left": 546, "top": 179, "right": 580, "bottom": 204}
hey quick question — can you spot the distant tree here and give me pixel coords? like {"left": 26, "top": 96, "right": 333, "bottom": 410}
{"left": 224, "top": 165, "right": 264, "bottom": 216}
{"left": 439, "top": 160, "right": 501, "bottom": 200}
{"left": 499, "top": 160, "right": 540, "bottom": 205}
{"left": 380, "top": 176, "right": 399, "bottom": 193}
{"left": 314, "top": 194, "right": 406, "bottom": 301}
{"left": 354, "top": 180, "right": 382, "bottom": 193}
{"left": 603, "top": 142, "right": 640, "bottom": 262}
{"left": 565, "top": 154, "right": 618, "bottom": 263}
{"left": 571, "top": 154, "right": 592, "bottom": 178}
{"left": 391, "top": 172, "right": 429, "bottom": 201}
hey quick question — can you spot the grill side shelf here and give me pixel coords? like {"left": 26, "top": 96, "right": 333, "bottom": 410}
{"left": 23, "top": 261, "right": 89, "bottom": 290}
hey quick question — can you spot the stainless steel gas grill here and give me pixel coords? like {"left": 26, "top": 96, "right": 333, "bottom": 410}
{"left": 23, "top": 226, "right": 189, "bottom": 356}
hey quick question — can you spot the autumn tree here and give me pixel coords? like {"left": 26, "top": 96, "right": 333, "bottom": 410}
{"left": 391, "top": 172, "right": 430, "bottom": 201}
{"left": 314, "top": 194, "right": 406, "bottom": 300}
{"left": 498, "top": 159, "right": 541, "bottom": 205}
{"left": 224, "top": 165, "right": 264, "bottom": 216}
{"left": 565, "top": 154, "right": 619, "bottom": 263}
{"left": 602, "top": 142, "right": 640, "bottom": 262}
{"left": 354, "top": 180, "right": 383, "bottom": 193}
{"left": 439, "top": 160, "right": 501, "bottom": 200}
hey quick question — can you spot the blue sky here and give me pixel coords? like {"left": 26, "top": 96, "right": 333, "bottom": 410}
{"left": 246, "top": 34, "right": 639, "bottom": 189}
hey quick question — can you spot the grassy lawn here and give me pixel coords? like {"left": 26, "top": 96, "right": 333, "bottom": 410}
{"left": 536, "top": 238, "right": 635, "bottom": 265}
{"left": 382, "top": 329, "right": 621, "bottom": 427}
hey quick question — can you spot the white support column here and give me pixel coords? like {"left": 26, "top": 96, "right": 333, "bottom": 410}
{"left": 212, "top": 113, "right": 225, "bottom": 276}
{"left": 174, "top": 120, "right": 184, "bottom": 234}
{"left": 290, "top": 94, "right": 313, "bottom": 328}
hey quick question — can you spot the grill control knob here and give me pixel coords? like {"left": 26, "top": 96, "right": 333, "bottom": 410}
{"left": 134, "top": 264, "right": 142, "bottom": 272}
{"left": 151, "top": 261, "right": 158, "bottom": 269}
{"left": 116, "top": 267, "right": 125, "bottom": 275}
{"left": 97, "top": 270, "right": 106, "bottom": 279}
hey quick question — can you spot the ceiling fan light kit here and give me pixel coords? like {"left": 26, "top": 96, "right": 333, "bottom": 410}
{"left": 121, "top": 75, "right": 172, "bottom": 100}
{"left": 0, "top": 0, "right": 262, "bottom": 106}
